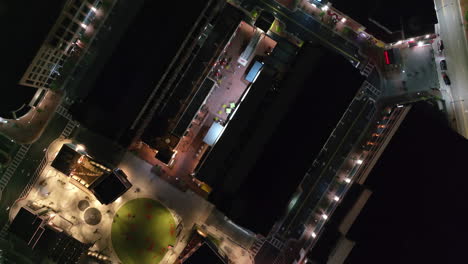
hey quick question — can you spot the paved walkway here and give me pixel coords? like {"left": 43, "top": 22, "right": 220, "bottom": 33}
{"left": 9, "top": 141, "right": 253, "bottom": 263}
{"left": 460, "top": 0, "right": 468, "bottom": 40}
{"left": 0, "top": 90, "right": 63, "bottom": 144}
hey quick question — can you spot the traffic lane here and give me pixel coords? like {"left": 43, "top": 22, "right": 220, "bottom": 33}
{"left": 276, "top": 13, "right": 359, "bottom": 63}
{"left": 280, "top": 98, "right": 372, "bottom": 233}
{"left": 241, "top": 0, "right": 360, "bottom": 63}
{"left": 436, "top": 0, "right": 468, "bottom": 136}
{"left": 0, "top": 114, "right": 68, "bottom": 226}
{"left": 433, "top": 41, "right": 462, "bottom": 131}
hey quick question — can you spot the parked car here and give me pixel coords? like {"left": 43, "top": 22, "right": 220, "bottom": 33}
{"left": 438, "top": 40, "right": 444, "bottom": 52}
{"left": 442, "top": 72, "right": 451, "bottom": 85}
{"left": 440, "top": 59, "right": 447, "bottom": 70}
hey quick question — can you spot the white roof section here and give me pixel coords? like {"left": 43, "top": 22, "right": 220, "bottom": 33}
{"left": 203, "top": 122, "right": 224, "bottom": 146}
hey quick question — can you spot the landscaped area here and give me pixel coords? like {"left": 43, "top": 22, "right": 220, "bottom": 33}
{"left": 111, "top": 198, "right": 177, "bottom": 264}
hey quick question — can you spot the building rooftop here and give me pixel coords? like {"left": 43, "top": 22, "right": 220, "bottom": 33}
{"left": 184, "top": 241, "right": 227, "bottom": 264}
{"left": 0, "top": 0, "right": 66, "bottom": 117}
{"left": 50, "top": 143, "right": 83, "bottom": 176}
{"left": 89, "top": 168, "right": 132, "bottom": 204}
{"left": 9, "top": 207, "right": 90, "bottom": 263}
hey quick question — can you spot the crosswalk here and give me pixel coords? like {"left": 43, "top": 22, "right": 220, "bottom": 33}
{"left": 250, "top": 236, "right": 266, "bottom": 255}
{"left": 0, "top": 144, "right": 30, "bottom": 191}
{"left": 56, "top": 105, "right": 78, "bottom": 138}
{"left": 269, "top": 236, "right": 285, "bottom": 250}
{"left": 0, "top": 145, "right": 30, "bottom": 239}
{"left": 0, "top": 222, "right": 10, "bottom": 238}
{"left": 61, "top": 119, "right": 78, "bottom": 138}
{"left": 361, "top": 61, "right": 375, "bottom": 77}
{"left": 250, "top": 235, "right": 285, "bottom": 256}
{"left": 55, "top": 105, "right": 74, "bottom": 121}
{"left": 363, "top": 80, "right": 382, "bottom": 98}
{"left": 0, "top": 105, "right": 79, "bottom": 238}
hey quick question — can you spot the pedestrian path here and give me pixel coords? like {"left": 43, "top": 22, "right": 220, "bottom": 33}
{"left": 0, "top": 144, "right": 30, "bottom": 191}
{"left": 55, "top": 105, "right": 74, "bottom": 121}
{"left": 61, "top": 119, "right": 78, "bottom": 139}
{"left": 250, "top": 236, "right": 266, "bottom": 255}
{"left": 361, "top": 61, "right": 375, "bottom": 77}
{"left": 0, "top": 145, "right": 31, "bottom": 239}
{"left": 0, "top": 221, "right": 10, "bottom": 238}
{"left": 363, "top": 80, "right": 382, "bottom": 98}
{"left": 55, "top": 105, "right": 79, "bottom": 139}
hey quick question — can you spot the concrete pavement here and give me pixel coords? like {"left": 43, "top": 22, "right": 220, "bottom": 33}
{"left": 434, "top": 0, "right": 468, "bottom": 138}
{"left": 9, "top": 141, "right": 255, "bottom": 263}
{"left": 0, "top": 90, "right": 63, "bottom": 144}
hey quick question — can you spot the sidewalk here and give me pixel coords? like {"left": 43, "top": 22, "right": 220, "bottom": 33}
{"left": 0, "top": 90, "right": 63, "bottom": 144}
{"left": 461, "top": 0, "right": 468, "bottom": 40}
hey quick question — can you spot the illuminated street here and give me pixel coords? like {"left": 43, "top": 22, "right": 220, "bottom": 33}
{"left": 434, "top": 0, "right": 468, "bottom": 137}
{"left": 0, "top": 0, "right": 466, "bottom": 263}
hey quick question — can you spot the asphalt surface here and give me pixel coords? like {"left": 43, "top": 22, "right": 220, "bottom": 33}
{"left": 239, "top": 0, "right": 362, "bottom": 64}
{"left": 435, "top": 0, "right": 468, "bottom": 137}
{"left": 0, "top": 114, "right": 68, "bottom": 227}
{"left": 279, "top": 96, "right": 375, "bottom": 238}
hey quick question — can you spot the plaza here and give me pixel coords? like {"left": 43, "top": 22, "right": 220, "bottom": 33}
{"left": 7, "top": 138, "right": 253, "bottom": 263}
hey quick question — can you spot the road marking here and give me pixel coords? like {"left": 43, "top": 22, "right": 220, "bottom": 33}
{"left": 258, "top": 0, "right": 360, "bottom": 63}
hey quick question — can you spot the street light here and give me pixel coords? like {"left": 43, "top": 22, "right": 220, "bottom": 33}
{"left": 333, "top": 196, "right": 340, "bottom": 201}
{"left": 356, "top": 159, "right": 363, "bottom": 165}
{"left": 344, "top": 178, "right": 351, "bottom": 183}
{"left": 340, "top": 17, "right": 347, "bottom": 23}
{"left": 321, "top": 5, "right": 329, "bottom": 11}
{"left": 322, "top": 213, "right": 328, "bottom": 220}
{"left": 311, "top": 231, "right": 317, "bottom": 238}
{"left": 75, "top": 144, "right": 85, "bottom": 152}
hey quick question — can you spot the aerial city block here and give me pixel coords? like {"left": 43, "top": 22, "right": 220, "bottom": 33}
{"left": 0, "top": 0, "right": 466, "bottom": 263}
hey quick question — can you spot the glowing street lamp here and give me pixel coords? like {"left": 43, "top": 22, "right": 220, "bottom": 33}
{"left": 75, "top": 144, "right": 86, "bottom": 152}
{"left": 356, "top": 159, "right": 363, "bottom": 165}
{"left": 91, "top": 6, "right": 97, "bottom": 12}
{"left": 321, "top": 5, "right": 329, "bottom": 11}
{"left": 333, "top": 196, "right": 340, "bottom": 201}
{"left": 322, "top": 213, "right": 328, "bottom": 220}
{"left": 344, "top": 178, "right": 351, "bottom": 183}
{"left": 311, "top": 231, "right": 317, "bottom": 238}
{"left": 340, "top": 17, "right": 347, "bottom": 23}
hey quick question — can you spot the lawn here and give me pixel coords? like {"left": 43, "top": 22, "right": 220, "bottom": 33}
{"left": 111, "top": 198, "right": 176, "bottom": 264}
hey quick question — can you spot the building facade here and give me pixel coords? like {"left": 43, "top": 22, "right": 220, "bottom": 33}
{"left": 20, "top": 0, "right": 104, "bottom": 107}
